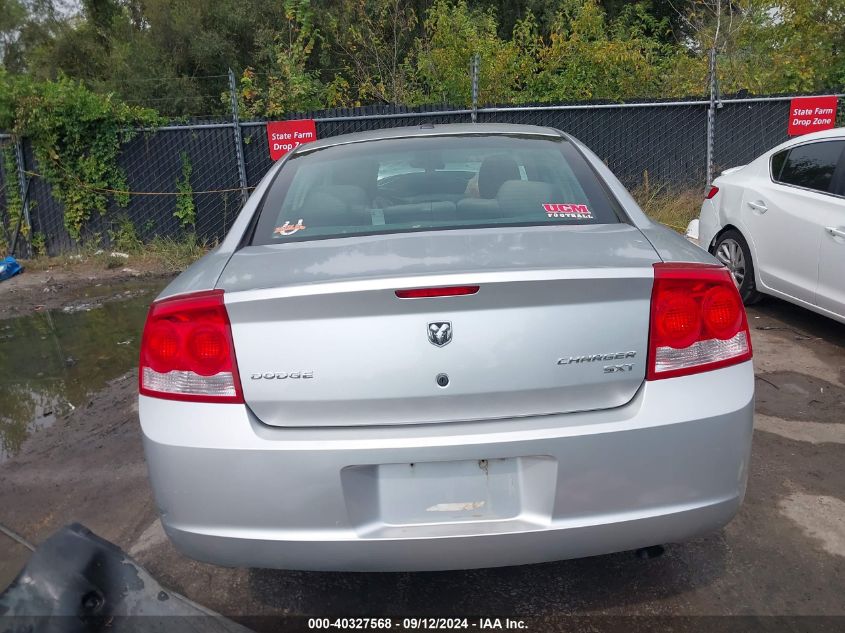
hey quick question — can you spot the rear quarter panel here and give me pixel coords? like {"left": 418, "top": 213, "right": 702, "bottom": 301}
{"left": 638, "top": 224, "right": 717, "bottom": 264}
{"left": 719, "top": 161, "right": 766, "bottom": 278}
{"left": 699, "top": 162, "right": 763, "bottom": 266}
{"left": 156, "top": 247, "right": 232, "bottom": 301}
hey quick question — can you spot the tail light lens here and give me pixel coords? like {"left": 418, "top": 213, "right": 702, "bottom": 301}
{"left": 139, "top": 290, "right": 244, "bottom": 403}
{"left": 647, "top": 263, "right": 751, "bottom": 380}
{"left": 705, "top": 186, "right": 719, "bottom": 199}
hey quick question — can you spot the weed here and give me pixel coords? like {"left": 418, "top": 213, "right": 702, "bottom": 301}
{"left": 142, "top": 234, "right": 209, "bottom": 272}
{"left": 631, "top": 181, "right": 702, "bottom": 234}
{"left": 174, "top": 152, "right": 196, "bottom": 230}
{"left": 31, "top": 232, "right": 47, "bottom": 257}
{"left": 19, "top": 234, "right": 209, "bottom": 276}
{"left": 108, "top": 215, "right": 143, "bottom": 253}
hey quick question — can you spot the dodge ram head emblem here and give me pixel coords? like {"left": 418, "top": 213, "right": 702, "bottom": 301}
{"left": 428, "top": 322, "right": 452, "bottom": 347}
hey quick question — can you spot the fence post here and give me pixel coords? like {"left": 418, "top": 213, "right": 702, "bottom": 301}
{"left": 705, "top": 47, "right": 717, "bottom": 188}
{"left": 13, "top": 139, "right": 32, "bottom": 256}
{"left": 228, "top": 68, "right": 249, "bottom": 206}
{"left": 470, "top": 53, "right": 479, "bottom": 123}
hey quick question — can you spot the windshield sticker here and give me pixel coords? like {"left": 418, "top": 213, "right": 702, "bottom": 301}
{"left": 543, "top": 203, "right": 593, "bottom": 219}
{"left": 273, "top": 219, "right": 307, "bottom": 237}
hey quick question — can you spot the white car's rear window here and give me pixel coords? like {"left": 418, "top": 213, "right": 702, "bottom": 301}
{"left": 251, "top": 134, "right": 624, "bottom": 244}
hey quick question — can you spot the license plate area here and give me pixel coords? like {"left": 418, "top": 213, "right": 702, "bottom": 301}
{"left": 342, "top": 456, "right": 556, "bottom": 535}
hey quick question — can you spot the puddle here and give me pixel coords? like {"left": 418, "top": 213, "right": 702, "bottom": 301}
{"left": 0, "top": 281, "right": 162, "bottom": 463}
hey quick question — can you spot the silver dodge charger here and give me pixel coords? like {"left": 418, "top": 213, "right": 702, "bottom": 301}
{"left": 138, "top": 124, "right": 754, "bottom": 571}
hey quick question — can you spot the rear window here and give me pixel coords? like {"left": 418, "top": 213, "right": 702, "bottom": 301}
{"left": 251, "top": 134, "right": 623, "bottom": 245}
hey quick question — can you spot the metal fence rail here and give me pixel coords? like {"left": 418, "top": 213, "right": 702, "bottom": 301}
{"left": 1, "top": 94, "right": 843, "bottom": 256}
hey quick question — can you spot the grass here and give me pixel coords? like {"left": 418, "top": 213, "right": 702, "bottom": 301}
{"left": 140, "top": 234, "right": 209, "bottom": 271}
{"left": 20, "top": 234, "right": 210, "bottom": 276}
{"left": 631, "top": 183, "right": 703, "bottom": 234}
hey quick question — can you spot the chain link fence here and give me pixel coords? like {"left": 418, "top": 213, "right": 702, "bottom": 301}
{"left": 1, "top": 94, "right": 843, "bottom": 256}
{"left": 0, "top": 134, "right": 27, "bottom": 258}
{"left": 0, "top": 135, "right": 11, "bottom": 252}
{"left": 479, "top": 101, "right": 709, "bottom": 188}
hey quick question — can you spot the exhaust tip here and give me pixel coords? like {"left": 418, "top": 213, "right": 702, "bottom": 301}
{"left": 635, "top": 545, "right": 665, "bottom": 560}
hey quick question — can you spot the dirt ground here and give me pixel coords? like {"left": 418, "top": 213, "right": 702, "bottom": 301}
{"left": 1, "top": 278, "right": 844, "bottom": 625}
{"left": 0, "top": 264, "right": 175, "bottom": 318}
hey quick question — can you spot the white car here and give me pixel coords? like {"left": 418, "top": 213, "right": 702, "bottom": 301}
{"left": 691, "top": 127, "right": 845, "bottom": 323}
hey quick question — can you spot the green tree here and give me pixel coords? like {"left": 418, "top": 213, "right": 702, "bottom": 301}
{"left": 0, "top": 0, "right": 59, "bottom": 73}
{"left": 0, "top": 0, "right": 27, "bottom": 64}
{"left": 237, "top": 0, "right": 324, "bottom": 117}
{"left": 757, "top": 0, "right": 845, "bottom": 92}
{"left": 323, "top": 0, "right": 419, "bottom": 105}
{"left": 413, "top": 0, "right": 531, "bottom": 105}
{"left": 661, "top": 0, "right": 845, "bottom": 96}
{"left": 529, "top": 0, "right": 670, "bottom": 101}
{"left": 29, "top": 0, "right": 288, "bottom": 116}
{"left": 458, "top": 0, "right": 688, "bottom": 41}
{"left": 4, "top": 0, "right": 844, "bottom": 117}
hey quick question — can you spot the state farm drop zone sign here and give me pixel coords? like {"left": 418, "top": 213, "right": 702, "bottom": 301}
{"left": 267, "top": 119, "right": 317, "bottom": 160}
{"left": 788, "top": 96, "right": 838, "bottom": 136}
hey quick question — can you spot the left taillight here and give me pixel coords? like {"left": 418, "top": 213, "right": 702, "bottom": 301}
{"left": 139, "top": 289, "right": 244, "bottom": 403}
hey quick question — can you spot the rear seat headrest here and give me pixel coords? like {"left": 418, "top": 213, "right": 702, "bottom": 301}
{"left": 331, "top": 159, "right": 378, "bottom": 199}
{"left": 478, "top": 155, "right": 520, "bottom": 199}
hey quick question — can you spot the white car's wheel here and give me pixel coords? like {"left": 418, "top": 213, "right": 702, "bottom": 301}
{"left": 713, "top": 230, "right": 762, "bottom": 305}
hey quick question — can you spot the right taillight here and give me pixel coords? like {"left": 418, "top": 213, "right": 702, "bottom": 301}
{"left": 647, "top": 263, "right": 752, "bottom": 380}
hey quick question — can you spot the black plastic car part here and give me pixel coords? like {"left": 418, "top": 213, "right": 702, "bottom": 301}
{"left": 0, "top": 523, "right": 250, "bottom": 633}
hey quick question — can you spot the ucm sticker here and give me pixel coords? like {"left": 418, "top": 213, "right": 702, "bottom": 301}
{"left": 543, "top": 203, "right": 593, "bottom": 219}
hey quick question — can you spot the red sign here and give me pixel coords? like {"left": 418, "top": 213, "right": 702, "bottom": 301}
{"left": 267, "top": 119, "right": 317, "bottom": 160}
{"left": 788, "top": 96, "right": 838, "bottom": 136}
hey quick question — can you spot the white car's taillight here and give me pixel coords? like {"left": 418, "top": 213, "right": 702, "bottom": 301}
{"left": 647, "top": 263, "right": 752, "bottom": 380}
{"left": 139, "top": 289, "right": 244, "bottom": 403}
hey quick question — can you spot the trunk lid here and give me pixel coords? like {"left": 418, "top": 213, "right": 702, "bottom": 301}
{"left": 220, "top": 225, "right": 659, "bottom": 427}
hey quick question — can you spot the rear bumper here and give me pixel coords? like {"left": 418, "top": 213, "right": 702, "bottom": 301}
{"left": 698, "top": 200, "right": 721, "bottom": 252}
{"left": 140, "top": 361, "right": 754, "bottom": 571}
{"left": 684, "top": 219, "right": 700, "bottom": 246}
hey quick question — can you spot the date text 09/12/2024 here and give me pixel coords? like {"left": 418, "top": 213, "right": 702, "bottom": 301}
{"left": 307, "top": 618, "right": 528, "bottom": 630}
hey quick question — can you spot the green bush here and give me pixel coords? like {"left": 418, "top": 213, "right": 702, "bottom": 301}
{"left": 174, "top": 151, "right": 196, "bottom": 230}
{"left": 1, "top": 145, "right": 24, "bottom": 246}
{"left": 108, "top": 215, "right": 143, "bottom": 253}
{"left": 0, "top": 71, "right": 162, "bottom": 241}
